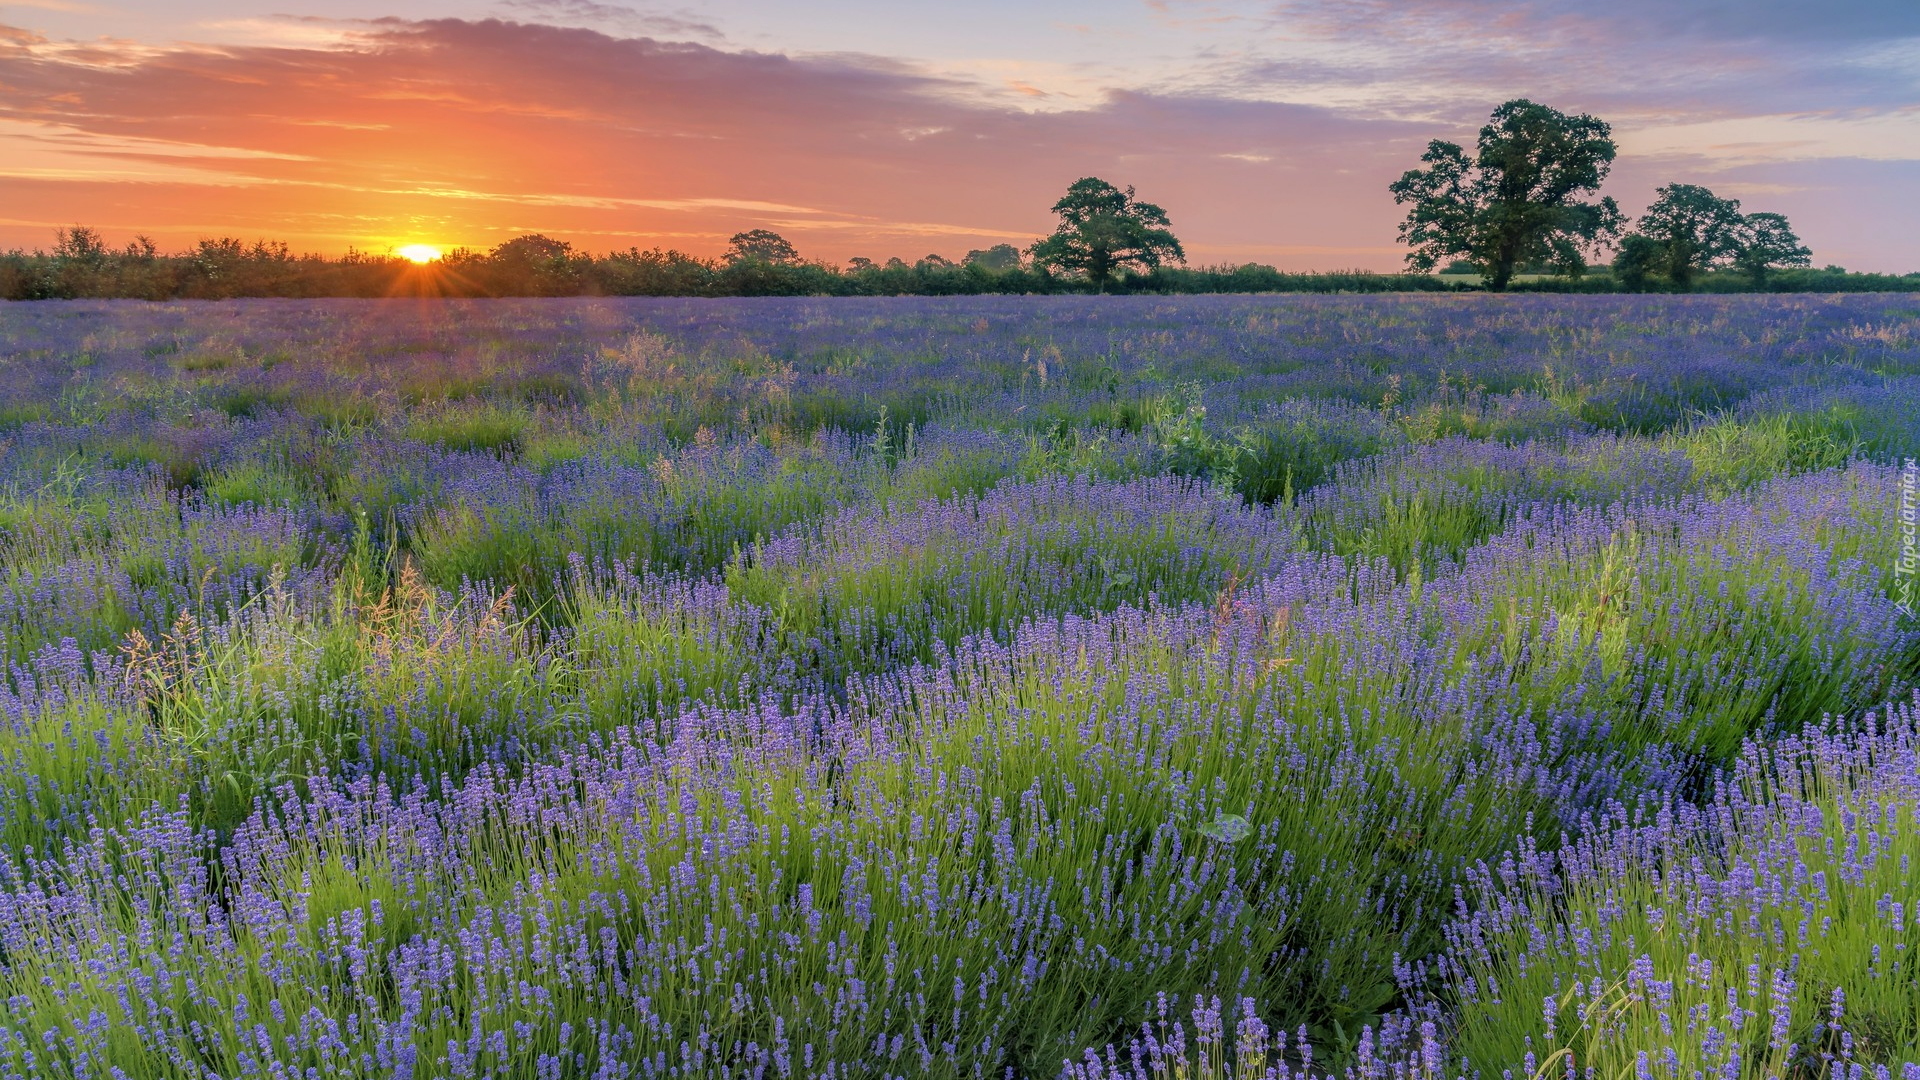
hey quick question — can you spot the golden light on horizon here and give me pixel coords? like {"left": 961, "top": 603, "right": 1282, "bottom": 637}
{"left": 398, "top": 244, "right": 442, "bottom": 264}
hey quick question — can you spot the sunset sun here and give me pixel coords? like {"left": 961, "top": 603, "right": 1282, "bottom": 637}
{"left": 398, "top": 244, "right": 442, "bottom": 264}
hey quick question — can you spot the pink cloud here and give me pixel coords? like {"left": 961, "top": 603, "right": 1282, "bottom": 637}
{"left": 0, "top": 17, "right": 1427, "bottom": 267}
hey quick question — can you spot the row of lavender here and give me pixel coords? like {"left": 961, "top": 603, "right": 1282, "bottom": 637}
{"left": 0, "top": 295, "right": 1917, "bottom": 1078}
{"left": 3, "top": 294, "right": 1915, "bottom": 443}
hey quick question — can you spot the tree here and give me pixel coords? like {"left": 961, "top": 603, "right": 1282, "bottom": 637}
{"left": 964, "top": 244, "right": 1024, "bottom": 271}
{"left": 488, "top": 234, "right": 581, "bottom": 295}
{"left": 725, "top": 229, "right": 799, "bottom": 266}
{"left": 52, "top": 226, "right": 109, "bottom": 268}
{"left": 490, "top": 234, "right": 574, "bottom": 268}
{"left": 193, "top": 237, "right": 249, "bottom": 281}
{"left": 37, "top": 226, "right": 115, "bottom": 300}
{"left": 1389, "top": 99, "right": 1623, "bottom": 291}
{"left": 1627, "top": 184, "right": 1745, "bottom": 290}
{"left": 1610, "top": 234, "right": 1664, "bottom": 292}
{"left": 1732, "top": 211, "right": 1811, "bottom": 289}
{"left": 491, "top": 234, "right": 571, "bottom": 264}
{"left": 1029, "top": 178, "right": 1184, "bottom": 289}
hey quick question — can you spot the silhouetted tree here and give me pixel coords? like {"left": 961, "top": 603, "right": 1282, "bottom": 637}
{"left": 598, "top": 246, "right": 716, "bottom": 296}
{"left": 53, "top": 226, "right": 109, "bottom": 268}
{"left": 1733, "top": 211, "right": 1811, "bottom": 289}
{"left": 1626, "top": 184, "right": 1745, "bottom": 291}
{"left": 192, "top": 238, "right": 249, "bottom": 282}
{"left": 964, "top": 244, "right": 1024, "bottom": 271}
{"left": 489, "top": 234, "right": 581, "bottom": 295}
{"left": 491, "top": 234, "right": 574, "bottom": 268}
{"left": 725, "top": 229, "right": 800, "bottom": 265}
{"left": 1029, "top": 178, "right": 1184, "bottom": 290}
{"left": 0, "top": 221, "right": 1883, "bottom": 302}
{"left": 1390, "top": 99, "right": 1622, "bottom": 291}
{"left": 1610, "top": 234, "right": 1664, "bottom": 292}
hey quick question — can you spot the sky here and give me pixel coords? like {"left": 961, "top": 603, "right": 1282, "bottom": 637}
{"left": 1, "top": 1, "right": 1916, "bottom": 271}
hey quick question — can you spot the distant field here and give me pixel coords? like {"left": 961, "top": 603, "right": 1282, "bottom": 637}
{"left": 1435, "top": 271, "right": 1566, "bottom": 284}
{"left": 1, "top": 294, "right": 1917, "bottom": 1078}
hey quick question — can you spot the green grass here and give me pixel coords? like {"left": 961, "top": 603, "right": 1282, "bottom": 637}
{"left": 725, "top": 476, "right": 1297, "bottom": 674}
{"left": 560, "top": 570, "right": 766, "bottom": 739}
{"left": 406, "top": 401, "right": 532, "bottom": 455}
{"left": 1669, "top": 411, "right": 1861, "bottom": 494}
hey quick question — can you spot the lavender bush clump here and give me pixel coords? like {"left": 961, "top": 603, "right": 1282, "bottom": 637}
{"left": 0, "top": 294, "right": 1917, "bottom": 1078}
{"left": 1440, "top": 700, "right": 1920, "bottom": 1079}
{"left": 727, "top": 473, "right": 1299, "bottom": 674}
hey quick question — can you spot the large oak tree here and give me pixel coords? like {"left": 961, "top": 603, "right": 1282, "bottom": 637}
{"left": 1390, "top": 99, "right": 1623, "bottom": 291}
{"left": 1029, "top": 178, "right": 1184, "bottom": 290}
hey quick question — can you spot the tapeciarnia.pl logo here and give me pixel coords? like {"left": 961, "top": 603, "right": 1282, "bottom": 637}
{"left": 1899, "top": 457, "right": 1918, "bottom": 615}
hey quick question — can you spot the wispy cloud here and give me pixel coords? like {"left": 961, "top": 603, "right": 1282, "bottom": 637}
{"left": 0, "top": 0, "right": 96, "bottom": 12}
{"left": 1619, "top": 108, "right": 1920, "bottom": 167}
{"left": 194, "top": 17, "right": 378, "bottom": 49}
{"left": 495, "top": 0, "right": 725, "bottom": 41}
{"left": 0, "top": 118, "right": 320, "bottom": 164}
{"left": 1136, "top": 0, "right": 1920, "bottom": 127}
{"left": 0, "top": 17, "right": 1425, "bottom": 261}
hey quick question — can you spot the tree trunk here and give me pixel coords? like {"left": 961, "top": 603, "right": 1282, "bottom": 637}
{"left": 1089, "top": 248, "right": 1113, "bottom": 292}
{"left": 1486, "top": 239, "right": 1517, "bottom": 292}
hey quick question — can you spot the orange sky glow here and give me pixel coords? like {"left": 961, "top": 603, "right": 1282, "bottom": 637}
{"left": 2, "top": 7, "right": 1916, "bottom": 272}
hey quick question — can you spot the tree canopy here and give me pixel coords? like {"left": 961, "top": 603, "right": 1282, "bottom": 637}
{"left": 1626, "top": 184, "right": 1746, "bottom": 290}
{"left": 1389, "top": 99, "right": 1623, "bottom": 291}
{"left": 1029, "top": 178, "right": 1184, "bottom": 289}
{"left": 725, "top": 229, "right": 800, "bottom": 266}
{"left": 485, "top": 234, "right": 581, "bottom": 295}
{"left": 1612, "top": 187, "right": 1812, "bottom": 291}
{"left": 1732, "top": 212, "right": 1812, "bottom": 288}
{"left": 964, "top": 244, "right": 1025, "bottom": 271}
{"left": 490, "top": 234, "right": 575, "bottom": 268}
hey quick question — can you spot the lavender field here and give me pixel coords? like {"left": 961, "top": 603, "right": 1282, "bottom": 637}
{"left": 0, "top": 294, "right": 1917, "bottom": 1080}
